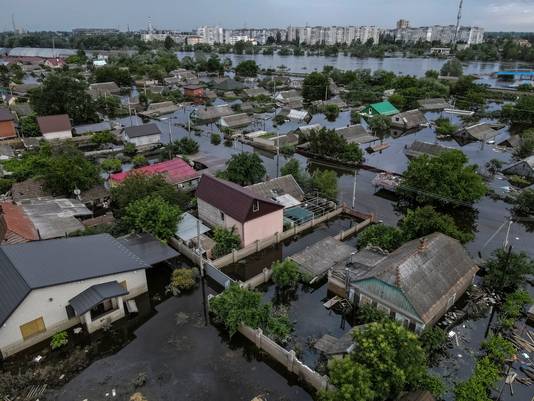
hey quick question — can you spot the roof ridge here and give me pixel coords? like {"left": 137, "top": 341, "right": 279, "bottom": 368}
{"left": 108, "top": 234, "right": 150, "bottom": 268}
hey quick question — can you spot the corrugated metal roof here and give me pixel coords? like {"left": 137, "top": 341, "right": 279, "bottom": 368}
{"left": 246, "top": 175, "right": 305, "bottom": 202}
{"left": 175, "top": 212, "right": 210, "bottom": 242}
{"left": 366, "top": 101, "right": 399, "bottom": 116}
{"left": 8, "top": 47, "right": 76, "bottom": 58}
{"left": 124, "top": 123, "right": 161, "bottom": 139}
{"left": 118, "top": 232, "right": 179, "bottom": 265}
{"left": 69, "top": 281, "right": 128, "bottom": 316}
{"left": 110, "top": 158, "right": 200, "bottom": 185}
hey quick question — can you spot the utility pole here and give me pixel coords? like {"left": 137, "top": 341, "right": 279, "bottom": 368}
{"left": 167, "top": 117, "right": 173, "bottom": 159}
{"left": 351, "top": 169, "right": 357, "bottom": 209}
{"left": 197, "top": 218, "right": 208, "bottom": 326}
{"left": 276, "top": 131, "right": 280, "bottom": 178}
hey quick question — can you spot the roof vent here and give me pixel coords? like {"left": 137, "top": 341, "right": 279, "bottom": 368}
{"left": 418, "top": 238, "right": 428, "bottom": 252}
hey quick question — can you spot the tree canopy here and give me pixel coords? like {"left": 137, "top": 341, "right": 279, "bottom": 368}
{"left": 311, "top": 169, "right": 338, "bottom": 199}
{"left": 220, "top": 152, "right": 266, "bottom": 186}
{"left": 271, "top": 259, "right": 300, "bottom": 289}
{"left": 308, "top": 128, "right": 363, "bottom": 164}
{"left": 400, "top": 150, "right": 487, "bottom": 206}
{"left": 440, "top": 58, "right": 463, "bottom": 77}
{"left": 212, "top": 226, "right": 241, "bottom": 258}
{"left": 234, "top": 60, "right": 259, "bottom": 77}
{"left": 29, "top": 72, "right": 97, "bottom": 124}
{"left": 484, "top": 248, "right": 534, "bottom": 294}
{"left": 357, "top": 224, "right": 404, "bottom": 252}
{"left": 302, "top": 72, "right": 330, "bottom": 102}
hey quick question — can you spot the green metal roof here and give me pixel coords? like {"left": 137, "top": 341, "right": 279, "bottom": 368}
{"left": 368, "top": 101, "right": 400, "bottom": 116}
{"left": 353, "top": 278, "right": 420, "bottom": 320}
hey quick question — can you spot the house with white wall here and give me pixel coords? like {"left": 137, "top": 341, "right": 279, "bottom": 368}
{"left": 36, "top": 114, "right": 73, "bottom": 141}
{"left": 0, "top": 234, "right": 150, "bottom": 358}
{"left": 196, "top": 174, "right": 284, "bottom": 248}
{"left": 122, "top": 123, "right": 162, "bottom": 148}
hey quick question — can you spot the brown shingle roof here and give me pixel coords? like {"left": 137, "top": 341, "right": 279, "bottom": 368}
{"left": 37, "top": 114, "right": 72, "bottom": 134}
{"left": 196, "top": 174, "right": 283, "bottom": 223}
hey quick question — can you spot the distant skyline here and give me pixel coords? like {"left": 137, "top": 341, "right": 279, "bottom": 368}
{"left": 2, "top": 0, "right": 534, "bottom": 32}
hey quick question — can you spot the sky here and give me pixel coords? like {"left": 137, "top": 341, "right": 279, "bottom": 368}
{"left": 2, "top": 0, "right": 534, "bottom": 32}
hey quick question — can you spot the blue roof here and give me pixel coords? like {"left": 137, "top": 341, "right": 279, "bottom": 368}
{"left": 496, "top": 71, "right": 534, "bottom": 76}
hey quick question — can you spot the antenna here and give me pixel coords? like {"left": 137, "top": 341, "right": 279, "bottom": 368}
{"left": 11, "top": 14, "right": 16, "bottom": 33}
{"left": 453, "top": 0, "right": 464, "bottom": 46}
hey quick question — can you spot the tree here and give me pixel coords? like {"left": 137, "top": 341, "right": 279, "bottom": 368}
{"left": 311, "top": 169, "right": 338, "bottom": 198}
{"left": 41, "top": 144, "right": 101, "bottom": 196}
{"left": 400, "top": 150, "right": 487, "bottom": 206}
{"left": 30, "top": 72, "right": 97, "bottom": 124}
{"left": 399, "top": 206, "right": 474, "bottom": 243}
{"left": 323, "top": 104, "right": 340, "bottom": 121}
{"left": 93, "top": 65, "right": 132, "bottom": 86}
{"left": 357, "top": 224, "right": 404, "bottom": 252}
{"left": 434, "top": 117, "right": 458, "bottom": 136}
{"left": 122, "top": 196, "right": 181, "bottom": 241}
{"left": 322, "top": 322, "right": 442, "bottom": 401}
{"left": 367, "top": 115, "right": 391, "bottom": 138}
{"left": 221, "top": 153, "right": 266, "bottom": 186}
{"left": 514, "top": 188, "right": 534, "bottom": 216}
{"left": 272, "top": 259, "right": 300, "bottom": 289}
{"left": 101, "top": 158, "right": 122, "bottom": 175}
{"left": 210, "top": 133, "right": 221, "bottom": 145}
{"left": 515, "top": 129, "right": 534, "bottom": 158}
{"left": 164, "top": 35, "right": 175, "bottom": 50}
{"left": 110, "top": 173, "right": 188, "bottom": 215}
{"left": 209, "top": 284, "right": 293, "bottom": 343}
{"left": 19, "top": 114, "right": 40, "bottom": 137}
{"left": 91, "top": 130, "right": 116, "bottom": 146}
{"left": 235, "top": 60, "right": 259, "bottom": 77}
{"left": 95, "top": 95, "right": 123, "bottom": 118}
{"left": 281, "top": 158, "right": 310, "bottom": 190}
{"left": 307, "top": 128, "right": 363, "bottom": 164}
{"left": 454, "top": 357, "right": 499, "bottom": 401}
{"left": 503, "top": 96, "right": 534, "bottom": 127}
{"left": 440, "top": 58, "right": 463, "bottom": 77}
{"left": 213, "top": 226, "right": 241, "bottom": 258}
{"left": 303, "top": 72, "right": 330, "bottom": 102}
{"left": 484, "top": 248, "right": 534, "bottom": 294}
{"left": 132, "top": 155, "right": 148, "bottom": 167}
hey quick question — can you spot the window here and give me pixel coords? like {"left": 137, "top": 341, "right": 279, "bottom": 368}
{"left": 90, "top": 299, "right": 115, "bottom": 320}
{"left": 376, "top": 303, "right": 390, "bottom": 314}
{"left": 220, "top": 211, "right": 225, "bottom": 221}
{"left": 65, "top": 305, "right": 75, "bottom": 320}
{"left": 20, "top": 317, "right": 46, "bottom": 340}
{"left": 360, "top": 294, "right": 373, "bottom": 305}
{"left": 253, "top": 200, "right": 259, "bottom": 212}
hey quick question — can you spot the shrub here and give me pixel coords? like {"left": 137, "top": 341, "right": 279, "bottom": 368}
{"left": 508, "top": 174, "right": 531, "bottom": 188}
{"left": 482, "top": 335, "right": 515, "bottom": 365}
{"left": 213, "top": 226, "right": 241, "bottom": 258}
{"left": 211, "top": 133, "right": 221, "bottom": 145}
{"left": 123, "top": 142, "right": 137, "bottom": 157}
{"left": 132, "top": 155, "right": 148, "bottom": 167}
{"left": 168, "top": 268, "right": 199, "bottom": 295}
{"left": 50, "top": 331, "right": 69, "bottom": 350}
{"left": 357, "top": 224, "right": 404, "bottom": 252}
{"left": 356, "top": 304, "right": 389, "bottom": 324}
{"left": 272, "top": 259, "right": 300, "bottom": 288}
{"left": 419, "top": 326, "right": 448, "bottom": 358}
{"left": 499, "top": 289, "right": 532, "bottom": 330}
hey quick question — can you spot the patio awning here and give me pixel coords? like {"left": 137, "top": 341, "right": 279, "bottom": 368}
{"left": 69, "top": 281, "right": 128, "bottom": 316}
{"left": 176, "top": 212, "right": 210, "bottom": 241}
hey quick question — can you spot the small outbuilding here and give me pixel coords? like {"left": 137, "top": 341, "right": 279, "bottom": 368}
{"left": 218, "top": 113, "right": 253, "bottom": 129}
{"left": 391, "top": 110, "right": 427, "bottom": 130}
{"left": 502, "top": 155, "right": 534, "bottom": 179}
{"left": 122, "top": 123, "right": 162, "bottom": 148}
{"left": 335, "top": 124, "right": 378, "bottom": 144}
{"left": 361, "top": 101, "right": 399, "bottom": 117}
{"left": 37, "top": 114, "right": 73, "bottom": 141}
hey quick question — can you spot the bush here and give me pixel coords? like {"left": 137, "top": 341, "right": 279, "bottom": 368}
{"left": 168, "top": 268, "right": 199, "bottom": 295}
{"left": 481, "top": 335, "right": 515, "bottom": 365}
{"left": 123, "top": 142, "right": 137, "bottom": 157}
{"left": 419, "top": 326, "right": 448, "bottom": 358}
{"left": 50, "top": 331, "right": 69, "bottom": 350}
{"left": 323, "top": 104, "right": 340, "bottom": 121}
{"left": 435, "top": 117, "right": 458, "bottom": 136}
{"left": 357, "top": 224, "right": 404, "bottom": 252}
{"left": 499, "top": 289, "right": 532, "bottom": 330}
{"left": 210, "top": 133, "right": 221, "bottom": 145}
{"left": 213, "top": 226, "right": 241, "bottom": 258}
{"left": 508, "top": 174, "right": 531, "bottom": 188}
{"left": 356, "top": 304, "right": 389, "bottom": 324}
{"left": 272, "top": 259, "right": 300, "bottom": 288}
{"left": 0, "top": 178, "right": 14, "bottom": 194}
{"left": 132, "top": 155, "right": 148, "bottom": 167}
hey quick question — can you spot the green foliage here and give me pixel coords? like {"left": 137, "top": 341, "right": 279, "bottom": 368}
{"left": 221, "top": 152, "right": 266, "bottom": 186}
{"left": 434, "top": 117, "right": 458, "bottom": 136}
{"left": 419, "top": 326, "right": 448, "bottom": 358}
{"left": 50, "top": 331, "right": 69, "bottom": 350}
{"left": 485, "top": 159, "right": 503, "bottom": 175}
{"left": 367, "top": 115, "right": 391, "bottom": 137}
{"left": 308, "top": 128, "right": 363, "bottom": 164}
{"left": 399, "top": 206, "right": 474, "bottom": 244}
{"left": 454, "top": 357, "right": 500, "bottom": 401}
{"left": 169, "top": 268, "right": 198, "bottom": 294}
{"left": 303, "top": 72, "right": 330, "bottom": 102}
{"left": 271, "top": 259, "right": 300, "bottom": 288}
{"left": 515, "top": 129, "right": 534, "bottom": 159}
{"left": 280, "top": 158, "right": 310, "bottom": 190}
{"left": 507, "top": 174, "right": 531, "bottom": 188}
{"left": 503, "top": 96, "right": 534, "bottom": 127}
{"left": 110, "top": 173, "right": 187, "bottom": 215}
{"left": 514, "top": 189, "right": 534, "bottom": 216}
{"left": 123, "top": 142, "right": 137, "bottom": 157}
{"left": 174, "top": 137, "right": 199, "bottom": 155}
{"left": 210, "top": 133, "right": 221, "bottom": 145}
{"left": 323, "top": 104, "right": 340, "bottom": 121}
{"left": 94, "top": 65, "right": 132, "bottom": 86}
{"left": 484, "top": 249, "right": 534, "bottom": 294}
{"left": 481, "top": 335, "right": 515, "bottom": 365}
{"left": 91, "top": 130, "right": 116, "bottom": 146}
{"left": 440, "top": 58, "right": 463, "bottom": 77}
{"left": 209, "top": 284, "right": 293, "bottom": 343}
{"left": 400, "top": 150, "right": 487, "bottom": 206}
{"left": 357, "top": 224, "right": 404, "bottom": 252}
{"left": 499, "top": 289, "right": 532, "bottom": 330}
{"left": 164, "top": 35, "right": 175, "bottom": 50}
{"left": 213, "top": 226, "right": 241, "bottom": 258}
{"left": 101, "top": 158, "right": 122, "bottom": 174}
{"left": 0, "top": 178, "right": 14, "bottom": 194}
{"left": 356, "top": 304, "right": 389, "bottom": 324}
{"left": 29, "top": 72, "right": 97, "bottom": 124}
{"left": 95, "top": 95, "right": 124, "bottom": 118}
{"left": 311, "top": 169, "right": 338, "bottom": 199}
{"left": 235, "top": 60, "right": 259, "bottom": 77}
{"left": 122, "top": 196, "right": 181, "bottom": 241}
{"left": 323, "top": 322, "right": 441, "bottom": 401}
{"left": 132, "top": 155, "right": 148, "bottom": 167}
{"left": 19, "top": 114, "right": 40, "bottom": 137}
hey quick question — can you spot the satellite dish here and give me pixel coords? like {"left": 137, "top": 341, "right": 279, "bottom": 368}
{"left": 73, "top": 188, "right": 81, "bottom": 196}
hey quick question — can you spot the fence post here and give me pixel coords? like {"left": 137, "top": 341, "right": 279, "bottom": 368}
{"left": 275, "top": 231, "right": 279, "bottom": 244}
{"left": 232, "top": 249, "right": 236, "bottom": 263}
{"left": 263, "top": 268, "right": 269, "bottom": 283}
{"left": 255, "top": 328, "right": 263, "bottom": 348}
{"left": 256, "top": 239, "right": 259, "bottom": 252}
{"left": 287, "top": 349, "right": 296, "bottom": 373}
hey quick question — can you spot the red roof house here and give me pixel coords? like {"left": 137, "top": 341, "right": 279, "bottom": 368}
{"left": 0, "top": 202, "right": 39, "bottom": 244}
{"left": 110, "top": 158, "right": 200, "bottom": 189}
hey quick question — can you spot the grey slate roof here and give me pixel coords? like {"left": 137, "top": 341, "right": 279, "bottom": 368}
{"left": 335, "top": 124, "right": 378, "bottom": 144}
{"left": 417, "top": 98, "right": 450, "bottom": 111}
{"left": 246, "top": 175, "right": 305, "bottom": 202}
{"left": 0, "top": 234, "right": 149, "bottom": 326}
{"left": 69, "top": 281, "right": 128, "bottom": 316}
{"left": 404, "top": 141, "right": 449, "bottom": 159}
{"left": 124, "top": 123, "right": 161, "bottom": 139}
{"left": 118, "top": 232, "right": 179, "bottom": 265}
{"left": 391, "top": 109, "right": 427, "bottom": 130}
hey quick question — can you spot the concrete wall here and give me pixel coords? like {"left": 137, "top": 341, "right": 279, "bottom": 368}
{"left": 124, "top": 134, "right": 161, "bottom": 147}
{"left": 43, "top": 130, "right": 72, "bottom": 141}
{"left": 0, "top": 269, "right": 147, "bottom": 358}
{"left": 198, "top": 198, "right": 244, "bottom": 244}
{"left": 243, "top": 209, "right": 283, "bottom": 247}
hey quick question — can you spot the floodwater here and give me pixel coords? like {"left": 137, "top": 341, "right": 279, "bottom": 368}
{"left": 177, "top": 52, "right": 530, "bottom": 78}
